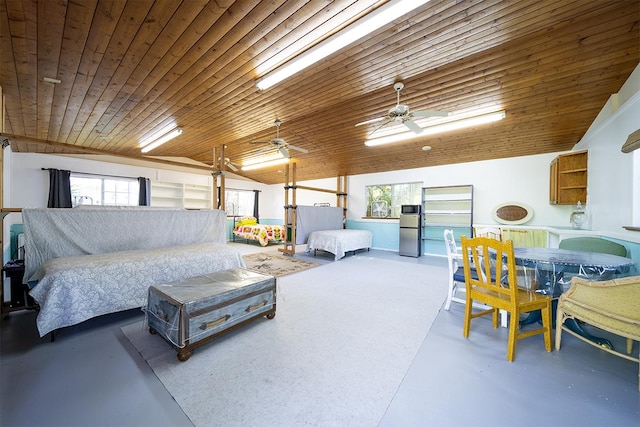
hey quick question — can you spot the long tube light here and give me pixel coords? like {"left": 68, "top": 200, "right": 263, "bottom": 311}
{"left": 140, "top": 127, "right": 183, "bottom": 153}
{"left": 364, "top": 110, "right": 506, "bottom": 147}
{"left": 241, "top": 157, "right": 290, "bottom": 171}
{"left": 255, "top": 0, "right": 431, "bottom": 90}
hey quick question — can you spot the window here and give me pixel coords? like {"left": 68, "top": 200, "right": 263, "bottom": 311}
{"left": 70, "top": 174, "right": 139, "bottom": 207}
{"left": 225, "top": 189, "right": 255, "bottom": 216}
{"left": 365, "top": 182, "right": 422, "bottom": 218}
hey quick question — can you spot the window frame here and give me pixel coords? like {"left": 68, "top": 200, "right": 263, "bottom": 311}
{"left": 70, "top": 173, "right": 139, "bottom": 207}
{"left": 224, "top": 188, "right": 255, "bottom": 217}
{"left": 364, "top": 181, "right": 422, "bottom": 219}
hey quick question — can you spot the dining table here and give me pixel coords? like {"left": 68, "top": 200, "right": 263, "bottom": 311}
{"left": 511, "top": 246, "right": 638, "bottom": 297}
{"left": 500, "top": 246, "right": 638, "bottom": 349}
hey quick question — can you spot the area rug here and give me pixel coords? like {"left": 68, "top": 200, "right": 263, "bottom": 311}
{"left": 122, "top": 256, "right": 447, "bottom": 427}
{"left": 241, "top": 251, "right": 320, "bottom": 277}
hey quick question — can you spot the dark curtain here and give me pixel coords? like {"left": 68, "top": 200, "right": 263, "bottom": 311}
{"left": 253, "top": 190, "right": 260, "bottom": 221}
{"left": 138, "top": 177, "right": 150, "bottom": 206}
{"left": 47, "top": 169, "right": 72, "bottom": 208}
{"left": 217, "top": 187, "right": 222, "bottom": 209}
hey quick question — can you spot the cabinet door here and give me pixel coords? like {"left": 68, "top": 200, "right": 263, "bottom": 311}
{"left": 549, "top": 158, "right": 558, "bottom": 204}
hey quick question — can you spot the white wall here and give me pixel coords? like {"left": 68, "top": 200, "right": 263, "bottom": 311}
{"left": 6, "top": 145, "right": 571, "bottom": 227}
{"left": 344, "top": 152, "right": 565, "bottom": 226}
{"left": 574, "top": 63, "right": 640, "bottom": 233}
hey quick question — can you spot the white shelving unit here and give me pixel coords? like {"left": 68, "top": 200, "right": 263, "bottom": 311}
{"left": 151, "top": 181, "right": 212, "bottom": 209}
{"left": 422, "top": 185, "right": 474, "bottom": 255}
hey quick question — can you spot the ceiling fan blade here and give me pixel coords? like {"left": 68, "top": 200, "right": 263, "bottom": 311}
{"left": 286, "top": 144, "right": 308, "bottom": 154}
{"left": 254, "top": 145, "right": 272, "bottom": 154}
{"left": 412, "top": 110, "right": 448, "bottom": 118}
{"left": 403, "top": 119, "right": 423, "bottom": 134}
{"left": 355, "top": 116, "right": 386, "bottom": 127}
{"left": 367, "top": 118, "right": 393, "bottom": 137}
{"left": 227, "top": 162, "right": 239, "bottom": 172}
{"left": 279, "top": 146, "right": 290, "bottom": 158}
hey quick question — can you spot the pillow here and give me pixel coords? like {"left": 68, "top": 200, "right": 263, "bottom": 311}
{"left": 236, "top": 216, "right": 257, "bottom": 226}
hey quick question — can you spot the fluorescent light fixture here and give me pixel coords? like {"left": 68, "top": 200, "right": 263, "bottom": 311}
{"left": 255, "top": 0, "right": 430, "bottom": 90}
{"left": 241, "top": 157, "right": 290, "bottom": 171}
{"left": 43, "top": 77, "right": 61, "bottom": 84}
{"left": 140, "top": 127, "right": 183, "bottom": 153}
{"left": 365, "top": 110, "right": 506, "bottom": 147}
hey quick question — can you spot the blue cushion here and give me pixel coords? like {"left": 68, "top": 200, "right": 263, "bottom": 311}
{"left": 453, "top": 266, "right": 478, "bottom": 282}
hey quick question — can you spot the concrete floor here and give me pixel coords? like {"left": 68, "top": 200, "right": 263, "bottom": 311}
{"left": 1, "top": 243, "right": 638, "bottom": 426}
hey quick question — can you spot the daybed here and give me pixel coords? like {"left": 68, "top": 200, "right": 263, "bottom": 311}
{"left": 293, "top": 205, "right": 372, "bottom": 260}
{"left": 23, "top": 207, "right": 245, "bottom": 337}
{"left": 307, "top": 229, "right": 373, "bottom": 260}
{"left": 232, "top": 216, "right": 285, "bottom": 246}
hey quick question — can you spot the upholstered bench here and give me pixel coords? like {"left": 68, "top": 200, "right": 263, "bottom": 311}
{"left": 555, "top": 276, "right": 640, "bottom": 390}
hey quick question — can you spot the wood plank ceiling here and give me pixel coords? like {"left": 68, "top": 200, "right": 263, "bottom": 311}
{"left": 1, "top": 0, "right": 638, "bottom": 185}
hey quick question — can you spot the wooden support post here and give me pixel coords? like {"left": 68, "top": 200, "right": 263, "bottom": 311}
{"left": 280, "top": 166, "right": 348, "bottom": 255}
{"left": 212, "top": 147, "right": 218, "bottom": 209}
{"left": 218, "top": 145, "right": 225, "bottom": 210}
{"left": 212, "top": 146, "right": 226, "bottom": 210}
{"left": 337, "top": 175, "right": 347, "bottom": 228}
{"left": 279, "top": 162, "right": 297, "bottom": 256}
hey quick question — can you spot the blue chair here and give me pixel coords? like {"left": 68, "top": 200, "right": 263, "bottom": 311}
{"left": 559, "top": 237, "right": 627, "bottom": 257}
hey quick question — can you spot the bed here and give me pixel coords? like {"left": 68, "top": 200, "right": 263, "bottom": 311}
{"left": 306, "top": 229, "right": 373, "bottom": 260}
{"left": 23, "top": 207, "right": 245, "bottom": 337}
{"left": 233, "top": 216, "right": 285, "bottom": 246}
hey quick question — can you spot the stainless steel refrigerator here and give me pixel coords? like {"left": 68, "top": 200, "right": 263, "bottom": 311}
{"left": 399, "top": 205, "right": 421, "bottom": 257}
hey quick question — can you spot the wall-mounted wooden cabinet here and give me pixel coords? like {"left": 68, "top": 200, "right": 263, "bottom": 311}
{"left": 549, "top": 150, "right": 588, "bottom": 205}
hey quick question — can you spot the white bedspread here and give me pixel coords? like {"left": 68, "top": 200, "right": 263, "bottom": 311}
{"left": 307, "top": 230, "right": 373, "bottom": 260}
{"left": 30, "top": 243, "right": 245, "bottom": 337}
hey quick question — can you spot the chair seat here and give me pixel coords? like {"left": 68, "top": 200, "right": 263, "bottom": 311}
{"left": 453, "top": 267, "right": 496, "bottom": 284}
{"left": 453, "top": 266, "right": 475, "bottom": 283}
{"left": 474, "top": 287, "right": 551, "bottom": 312}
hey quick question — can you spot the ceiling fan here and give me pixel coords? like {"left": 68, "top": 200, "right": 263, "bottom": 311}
{"left": 217, "top": 157, "right": 241, "bottom": 172}
{"left": 355, "top": 82, "right": 448, "bottom": 134}
{"left": 211, "top": 145, "right": 241, "bottom": 172}
{"left": 251, "top": 120, "right": 308, "bottom": 158}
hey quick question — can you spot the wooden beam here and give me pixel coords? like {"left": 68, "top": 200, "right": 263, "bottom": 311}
{"left": 1, "top": 133, "right": 215, "bottom": 172}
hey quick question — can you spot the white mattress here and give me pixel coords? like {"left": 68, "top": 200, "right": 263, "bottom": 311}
{"left": 306, "top": 229, "right": 373, "bottom": 260}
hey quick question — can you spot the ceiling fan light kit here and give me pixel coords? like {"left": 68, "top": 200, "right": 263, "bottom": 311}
{"left": 255, "top": 0, "right": 431, "bottom": 90}
{"left": 365, "top": 110, "right": 506, "bottom": 147}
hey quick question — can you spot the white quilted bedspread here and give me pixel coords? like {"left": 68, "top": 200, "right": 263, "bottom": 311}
{"left": 30, "top": 243, "right": 245, "bottom": 337}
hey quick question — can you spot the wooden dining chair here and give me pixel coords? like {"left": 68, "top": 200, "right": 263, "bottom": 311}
{"left": 474, "top": 226, "right": 503, "bottom": 241}
{"left": 461, "top": 236, "right": 553, "bottom": 361}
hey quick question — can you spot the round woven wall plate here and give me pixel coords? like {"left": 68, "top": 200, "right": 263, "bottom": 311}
{"left": 492, "top": 202, "right": 533, "bottom": 225}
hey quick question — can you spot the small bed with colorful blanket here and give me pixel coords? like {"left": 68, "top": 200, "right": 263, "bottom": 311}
{"left": 233, "top": 216, "right": 285, "bottom": 247}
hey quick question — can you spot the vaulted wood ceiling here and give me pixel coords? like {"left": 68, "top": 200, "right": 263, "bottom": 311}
{"left": 1, "top": 0, "right": 638, "bottom": 184}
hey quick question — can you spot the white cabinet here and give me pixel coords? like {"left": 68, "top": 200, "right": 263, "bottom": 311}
{"left": 151, "top": 181, "right": 212, "bottom": 209}
{"left": 422, "top": 185, "right": 474, "bottom": 255}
